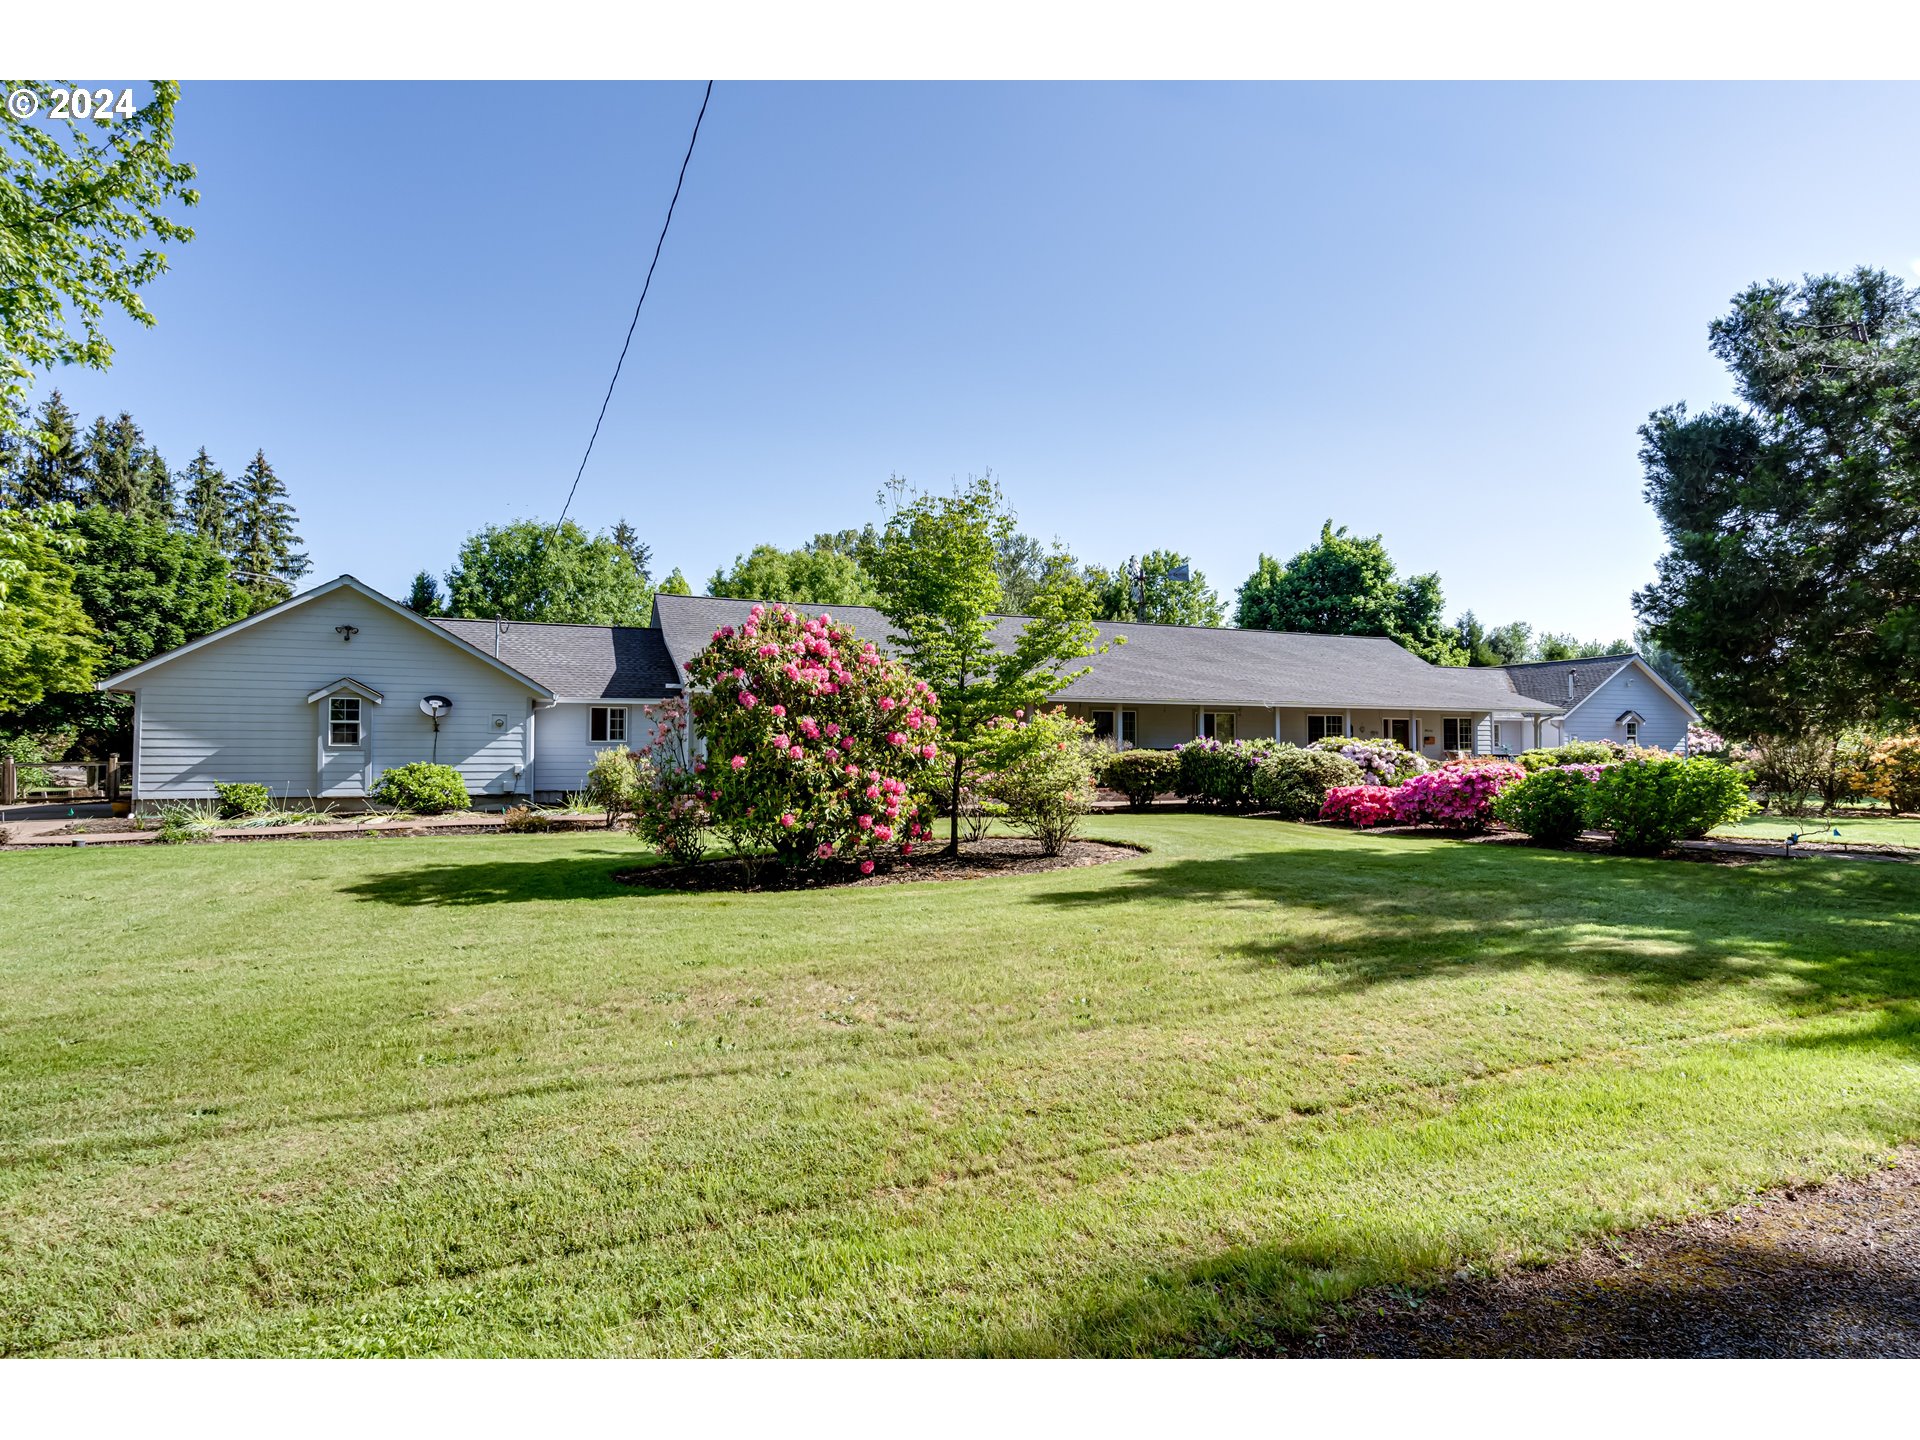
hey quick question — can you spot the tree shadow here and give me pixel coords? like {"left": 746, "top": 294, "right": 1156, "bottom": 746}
{"left": 1028, "top": 840, "right": 1920, "bottom": 1006}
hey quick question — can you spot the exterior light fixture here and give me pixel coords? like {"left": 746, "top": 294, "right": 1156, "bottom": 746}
{"left": 335, "top": 625, "right": 359, "bottom": 642}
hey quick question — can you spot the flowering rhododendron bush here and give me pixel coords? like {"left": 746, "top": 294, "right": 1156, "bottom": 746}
{"left": 1309, "top": 736, "right": 1429, "bottom": 785}
{"left": 1388, "top": 761, "right": 1526, "bottom": 831}
{"left": 1320, "top": 785, "right": 1397, "bottom": 827}
{"left": 684, "top": 604, "right": 941, "bottom": 868}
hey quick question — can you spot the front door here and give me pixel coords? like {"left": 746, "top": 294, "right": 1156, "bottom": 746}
{"left": 1384, "top": 718, "right": 1410, "bottom": 748}
{"left": 318, "top": 694, "right": 370, "bottom": 797}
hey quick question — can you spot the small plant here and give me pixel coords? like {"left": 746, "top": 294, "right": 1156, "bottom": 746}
{"left": 370, "top": 762, "right": 470, "bottom": 815}
{"left": 1250, "top": 747, "right": 1363, "bottom": 820}
{"left": 153, "top": 800, "right": 221, "bottom": 844}
{"left": 1583, "top": 757, "right": 1755, "bottom": 854}
{"left": 0, "top": 824, "right": 13, "bottom": 846}
{"left": 974, "top": 707, "right": 1097, "bottom": 856}
{"left": 1101, "top": 748, "right": 1178, "bottom": 810}
{"left": 500, "top": 805, "right": 552, "bottom": 834}
{"left": 1490, "top": 763, "right": 1606, "bottom": 844}
{"left": 585, "top": 747, "right": 644, "bottom": 827}
{"left": 1855, "top": 735, "right": 1920, "bottom": 815}
{"left": 213, "top": 782, "right": 273, "bottom": 820}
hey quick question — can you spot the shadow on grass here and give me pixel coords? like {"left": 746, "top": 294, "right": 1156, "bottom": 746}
{"left": 1028, "top": 837, "right": 1920, "bottom": 1005}
{"left": 337, "top": 849, "right": 656, "bottom": 906}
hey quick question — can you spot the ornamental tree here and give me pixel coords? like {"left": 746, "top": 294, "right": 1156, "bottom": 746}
{"left": 686, "top": 602, "right": 942, "bottom": 870}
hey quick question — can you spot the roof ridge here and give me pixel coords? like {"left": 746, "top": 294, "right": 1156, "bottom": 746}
{"left": 1495, "top": 653, "right": 1637, "bottom": 668}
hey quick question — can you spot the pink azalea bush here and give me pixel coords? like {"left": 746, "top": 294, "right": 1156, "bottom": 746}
{"left": 1387, "top": 760, "right": 1527, "bottom": 832}
{"left": 680, "top": 604, "right": 942, "bottom": 868}
{"left": 1320, "top": 785, "right": 1398, "bottom": 827}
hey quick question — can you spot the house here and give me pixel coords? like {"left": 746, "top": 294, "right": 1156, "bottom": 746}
{"left": 103, "top": 576, "right": 1634, "bottom": 807}
{"left": 1491, "top": 654, "right": 1700, "bottom": 753}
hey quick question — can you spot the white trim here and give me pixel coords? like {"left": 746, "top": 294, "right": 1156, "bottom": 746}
{"left": 550, "top": 695, "right": 669, "bottom": 705}
{"left": 1558, "top": 656, "right": 1701, "bottom": 725}
{"left": 95, "top": 575, "right": 556, "bottom": 698}
{"left": 305, "top": 677, "right": 386, "bottom": 705}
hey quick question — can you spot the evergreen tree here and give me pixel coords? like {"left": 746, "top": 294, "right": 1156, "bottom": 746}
{"left": 656, "top": 567, "right": 692, "bottom": 596}
{"left": 403, "top": 570, "right": 444, "bottom": 616}
{"left": 178, "top": 447, "right": 235, "bottom": 551}
{"left": 609, "top": 519, "right": 653, "bottom": 584}
{"left": 78, "top": 411, "right": 170, "bottom": 518}
{"left": 9, "top": 392, "right": 86, "bottom": 508}
{"left": 230, "top": 449, "right": 310, "bottom": 607}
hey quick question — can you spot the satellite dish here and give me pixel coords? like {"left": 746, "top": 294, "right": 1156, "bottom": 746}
{"left": 420, "top": 695, "right": 452, "bottom": 719}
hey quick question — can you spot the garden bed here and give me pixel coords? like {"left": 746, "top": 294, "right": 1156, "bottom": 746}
{"left": 614, "top": 836, "right": 1144, "bottom": 892}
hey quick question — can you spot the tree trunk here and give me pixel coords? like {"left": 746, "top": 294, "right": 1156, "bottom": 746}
{"left": 947, "top": 751, "right": 963, "bottom": 856}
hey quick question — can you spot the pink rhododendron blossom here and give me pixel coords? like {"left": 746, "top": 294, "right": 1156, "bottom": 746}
{"left": 780, "top": 812, "right": 796, "bottom": 828}
{"left": 860, "top": 859, "right": 875, "bottom": 875}
{"left": 738, "top": 692, "right": 757, "bottom": 708}
{"left": 730, "top": 755, "right": 746, "bottom": 771}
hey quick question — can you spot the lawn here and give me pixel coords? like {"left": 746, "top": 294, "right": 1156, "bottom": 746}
{"left": 3, "top": 816, "right": 1918, "bottom": 1356}
{"left": 1714, "top": 812, "right": 1920, "bottom": 849}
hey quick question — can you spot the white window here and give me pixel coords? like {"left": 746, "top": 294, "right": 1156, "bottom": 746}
{"left": 1198, "top": 711, "right": 1236, "bottom": 742}
{"left": 1442, "top": 716, "right": 1475, "bottom": 752}
{"left": 590, "top": 706, "right": 627, "bottom": 744}
{"left": 1119, "top": 710, "right": 1137, "bottom": 749}
{"left": 328, "top": 696, "right": 362, "bottom": 747}
{"left": 1625, "top": 719, "right": 1639, "bottom": 745}
{"left": 1305, "top": 714, "right": 1345, "bottom": 743}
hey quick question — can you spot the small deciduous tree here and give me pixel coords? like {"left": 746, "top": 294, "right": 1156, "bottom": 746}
{"left": 0, "top": 502, "right": 99, "bottom": 709}
{"left": 972, "top": 706, "right": 1097, "bottom": 855}
{"left": 1235, "top": 522, "right": 1463, "bottom": 664}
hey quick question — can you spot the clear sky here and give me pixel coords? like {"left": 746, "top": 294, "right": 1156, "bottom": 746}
{"left": 33, "top": 81, "right": 1920, "bottom": 639}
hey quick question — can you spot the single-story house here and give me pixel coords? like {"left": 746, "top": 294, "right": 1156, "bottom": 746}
{"left": 98, "top": 576, "right": 1698, "bottom": 805}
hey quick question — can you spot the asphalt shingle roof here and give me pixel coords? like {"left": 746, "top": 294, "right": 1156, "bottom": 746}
{"left": 1494, "top": 654, "right": 1637, "bottom": 712}
{"left": 430, "top": 618, "right": 678, "bottom": 699}
{"left": 648, "top": 594, "right": 1562, "bottom": 714}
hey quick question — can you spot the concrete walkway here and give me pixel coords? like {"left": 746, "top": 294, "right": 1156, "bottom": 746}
{"left": 1, "top": 807, "right": 606, "bottom": 848}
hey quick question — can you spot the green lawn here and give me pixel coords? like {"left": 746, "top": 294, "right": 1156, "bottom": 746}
{"left": 3, "top": 817, "right": 1918, "bottom": 1356}
{"left": 1714, "top": 812, "right": 1920, "bottom": 849}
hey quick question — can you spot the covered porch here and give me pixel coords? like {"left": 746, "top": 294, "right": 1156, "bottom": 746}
{"left": 1061, "top": 701, "right": 1526, "bottom": 763}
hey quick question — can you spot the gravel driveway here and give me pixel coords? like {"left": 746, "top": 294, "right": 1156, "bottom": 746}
{"left": 1303, "top": 1151, "right": 1920, "bottom": 1357}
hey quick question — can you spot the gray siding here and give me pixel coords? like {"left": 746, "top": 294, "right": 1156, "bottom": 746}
{"left": 534, "top": 701, "right": 664, "bottom": 797}
{"left": 1561, "top": 662, "right": 1691, "bottom": 751}
{"left": 130, "top": 588, "right": 541, "bottom": 802}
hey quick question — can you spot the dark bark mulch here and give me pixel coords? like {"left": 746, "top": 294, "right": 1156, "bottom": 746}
{"left": 613, "top": 837, "right": 1144, "bottom": 892}
{"left": 1297, "top": 1151, "right": 1920, "bottom": 1357}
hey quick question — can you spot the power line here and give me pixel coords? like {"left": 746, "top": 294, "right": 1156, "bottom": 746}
{"left": 555, "top": 80, "right": 713, "bottom": 529}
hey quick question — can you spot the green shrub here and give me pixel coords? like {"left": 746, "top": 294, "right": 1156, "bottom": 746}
{"left": 213, "top": 782, "right": 273, "bottom": 820}
{"left": 1101, "top": 748, "right": 1179, "bottom": 810}
{"left": 153, "top": 800, "right": 219, "bottom": 844}
{"left": 1583, "top": 758, "right": 1754, "bottom": 854}
{"left": 976, "top": 708, "right": 1098, "bottom": 855}
{"left": 370, "top": 762, "right": 469, "bottom": 815}
{"left": 1517, "top": 740, "right": 1617, "bottom": 772}
{"left": 500, "top": 804, "right": 552, "bottom": 833}
{"left": 1250, "top": 748, "right": 1363, "bottom": 820}
{"left": 0, "top": 730, "right": 74, "bottom": 792}
{"left": 1490, "top": 764, "right": 1604, "bottom": 844}
{"left": 1175, "top": 738, "right": 1286, "bottom": 810}
{"left": 585, "top": 746, "right": 644, "bottom": 827}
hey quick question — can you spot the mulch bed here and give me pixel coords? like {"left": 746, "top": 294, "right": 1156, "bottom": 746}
{"left": 1294, "top": 1150, "right": 1920, "bottom": 1357}
{"left": 613, "top": 837, "right": 1144, "bottom": 892}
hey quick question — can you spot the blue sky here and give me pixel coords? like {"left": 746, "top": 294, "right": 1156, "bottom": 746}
{"left": 34, "top": 81, "right": 1920, "bottom": 639}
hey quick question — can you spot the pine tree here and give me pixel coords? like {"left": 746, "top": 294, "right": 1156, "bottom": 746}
{"left": 403, "top": 570, "right": 444, "bottom": 616}
{"left": 609, "top": 519, "right": 653, "bottom": 583}
{"left": 178, "top": 448, "right": 235, "bottom": 551}
{"left": 231, "top": 449, "right": 310, "bottom": 606}
{"left": 10, "top": 392, "right": 87, "bottom": 508}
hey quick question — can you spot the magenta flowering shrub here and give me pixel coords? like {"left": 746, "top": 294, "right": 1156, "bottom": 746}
{"left": 1320, "top": 785, "right": 1397, "bottom": 827}
{"left": 683, "top": 603, "right": 942, "bottom": 867}
{"left": 1388, "top": 760, "right": 1526, "bottom": 831}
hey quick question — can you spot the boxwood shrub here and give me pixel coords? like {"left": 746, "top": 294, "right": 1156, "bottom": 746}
{"left": 370, "top": 762, "right": 470, "bottom": 815}
{"left": 1250, "top": 747, "right": 1363, "bottom": 820}
{"left": 1583, "top": 757, "right": 1754, "bottom": 853}
{"left": 1101, "top": 748, "right": 1179, "bottom": 810}
{"left": 213, "top": 781, "right": 273, "bottom": 820}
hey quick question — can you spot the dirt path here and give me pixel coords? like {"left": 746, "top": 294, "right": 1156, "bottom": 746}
{"left": 1302, "top": 1152, "right": 1920, "bottom": 1357}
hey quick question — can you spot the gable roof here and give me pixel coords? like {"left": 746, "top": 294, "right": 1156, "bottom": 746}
{"left": 430, "top": 618, "right": 677, "bottom": 700}
{"left": 1496, "top": 653, "right": 1701, "bottom": 724}
{"left": 649, "top": 594, "right": 1563, "bottom": 714}
{"left": 96, "top": 575, "right": 555, "bottom": 697}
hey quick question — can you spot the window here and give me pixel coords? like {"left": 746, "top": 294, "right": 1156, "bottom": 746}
{"left": 590, "top": 706, "right": 627, "bottom": 744}
{"left": 1091, "top": 710, "right": 1139, "bottom": 749}
{"left": 1625, "top": 719, "right": 1639, "bottom": 745}
{"left": 1384, "top": 718, "right": 1410, "bottom": 747}
{"left": 328, "top": 696, "right": 362, "bottom": 746}
{"left": 1305, "top": 714, "right": 1345, "bottom": 743}
{"left": 1442, "top": 716, "right": 1475, "bottom": 753}
{"left": 1198, "top": 711, "right": 1236, "bottom": 742}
